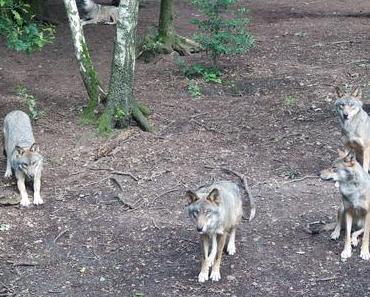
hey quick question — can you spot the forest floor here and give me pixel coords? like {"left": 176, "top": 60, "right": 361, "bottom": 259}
{"left": 1, "top": 0, "right": 370, "bottom": 296}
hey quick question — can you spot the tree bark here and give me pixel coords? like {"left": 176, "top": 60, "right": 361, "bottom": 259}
{"left": 63, "top": 0, "right": 104, "bottom": 121}
{"left": 139, "top": 0, "right": 201, "bottom": 57}
{"left": 98, "top": 0, "right": 152, "bottom": 133}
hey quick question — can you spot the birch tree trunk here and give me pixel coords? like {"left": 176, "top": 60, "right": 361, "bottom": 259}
{"left": 63, "top": 0, "right": 104, "bottom": 121}
{"left": 98, "top": 0, "right": 152, "bottom": 133}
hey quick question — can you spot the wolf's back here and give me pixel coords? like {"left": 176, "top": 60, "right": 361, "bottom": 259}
{"left": 4, "top": 110, "right": 34, "bottom": 154}
{"left": 77, "top": 0, "right": 98, "bottom": 19}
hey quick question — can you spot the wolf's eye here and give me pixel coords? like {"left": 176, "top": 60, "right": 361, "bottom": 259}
{"left": 21, "top": 162, "right": 28, "bottom": 168}
{"left": 192, "top": 210, "right": 199, "bottom": 217}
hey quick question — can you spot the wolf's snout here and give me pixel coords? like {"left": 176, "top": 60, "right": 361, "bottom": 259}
{"left": 343, "top": 113, "right": 349, "bottom": 120}
{"left": 197, "top": 226, "right": 203, "bottom": 233}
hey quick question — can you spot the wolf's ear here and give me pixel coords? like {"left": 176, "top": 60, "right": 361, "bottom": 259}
{"left": 335, "top": 86, "right": 344, "bottom": 98}
{"left": 30, "top": 143, "right": 39, "bottom": 152}
{"left": 185, "top": 190, "right": 199, "bottom": 204}
{"left": 351, "top": 87, "right": 362, "bottom": 99}
{"left": 207, "top": 188, "right": 220, "bottom": 205}
{"left": 15, "top": 146, "right": 25, "bottom": 156}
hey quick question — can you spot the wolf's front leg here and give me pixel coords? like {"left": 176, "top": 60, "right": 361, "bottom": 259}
{"left": 207, "top": 234, "right": 217, "bottom": 267}
{"left": 227, "top": 227, "right": 237, "bottom": 255}
{"left": 33, "top": 172, "right": 43, "bottom": 205}
{"left": 360, "top": 212, "right": 370, "bottom": 260}
{"left": 198, "top": 234, "right": 209, "bottom": 282}
{"left": 210, "top": 233, "right": 226, "bottom": 282}
{"left": 363, "top": 148, "right": 370, "bottom": 173}
{"left": 4, "top": 157, "right": 12, "bottom": 178}
{"left": 341, "top": 212, "right": 352, "bottom": 260}
{"left": 16, "top": 173, "right": 30, "bottom": 207}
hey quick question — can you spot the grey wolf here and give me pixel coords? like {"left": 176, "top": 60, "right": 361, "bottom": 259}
{"left": 335, "top": 87, "right": 370, "bottom": 172}
{"left": 186, "top": 180, "right": 250, "bottom": 282}
{"left": 3, "top": 110, "right": 43, "bottom": 207}
{"left": 320, "top": 149, "right": 370, "bottom": 260}
{"left": 77, "top": 0, "right": 118, "bottom": 26}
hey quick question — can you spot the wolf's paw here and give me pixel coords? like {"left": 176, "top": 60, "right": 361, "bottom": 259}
{"left": 20, "top": 198, "right": 31, "bottom": 207}
{"left": 227, "top": 242, "right": 236, "bottom": 255}
{"left": 198, "top": 271, "right": 209, "bottom": 283}
{"left": 360, "top": 249, "right": 370, "bottom": 260}
{"left": 341, "top": 248, "right": 352, "bottom": 260}
{"left": 330, "top": 229, "right": 340, "bottom": 240}
{"left": 4, "top": 170, "right": 12, "bottom": 178}
{"left": 210, "top": 270, "right": 221, "bottom": 282}
{"left": 33, "top": 195, "right": 44, "bottom": 205}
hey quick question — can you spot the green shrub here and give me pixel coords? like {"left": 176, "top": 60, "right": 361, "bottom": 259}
{"left": 191, "top": 0, "right": 254, "bottom": 66}
{"left": 0, "top": 0, "right": 54, "bottom": 53}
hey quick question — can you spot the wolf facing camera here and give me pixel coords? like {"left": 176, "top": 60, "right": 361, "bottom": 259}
{"left": 186, "top": 180, "right": 253, "bottom": 282}
{"left": 3, "top": 110, "right": 43, "bottom": 207}
{"left": 320, "top": 149, "right": 370, "bottom": 260}
{"left": 335, "top": 87, "right": 370, "bottom": 173}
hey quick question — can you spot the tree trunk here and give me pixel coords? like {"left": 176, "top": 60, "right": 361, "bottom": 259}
{"left": 139, "top": 0, "right": 201, "bottom": 58}
{"left": 158, "top": 0, "right": 174, "bottom": 49}
{"left": 63, "top": 0, "right": 104, "bottom": 121}
{"left": 98, "top": 0, "right": 152, "bottom": 134}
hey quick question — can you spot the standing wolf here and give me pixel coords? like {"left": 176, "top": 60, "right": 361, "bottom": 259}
{"left": 335, "top": 87, "right": 370, "bottom": 172}
{"left": 186, "top": 180, "right": 255, "bottom": 282}
{"left": 3, "top": 110, "right": 43, "bottom": 207}
{"left": 320, "top": 150, "right": 370, "bottom": 260}
{"left": 77, "top": 0, "right": 118, "bottom": 26}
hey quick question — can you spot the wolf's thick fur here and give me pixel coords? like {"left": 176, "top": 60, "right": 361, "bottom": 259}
{"left": 335, "top": 87, "right": 370, "bottom": 172}
{"left": 77, "top": 0, "right": 118, "bottom": 25}
{"left": 320, "top": 150, "right": 370, "bottom": 260}
{"left": 3, "top": 110, "right": 43, "bottom": 207}
{"left": 186, "top": 181, "right": 244, "bottom": 282}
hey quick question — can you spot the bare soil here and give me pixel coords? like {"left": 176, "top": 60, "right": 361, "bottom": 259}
{"left": 1, "top": 0, "right": 370, "bottom": 296}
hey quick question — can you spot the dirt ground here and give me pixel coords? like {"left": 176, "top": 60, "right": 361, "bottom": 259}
{"left": 1, "top": 0, "right": 370, "bottom": 296}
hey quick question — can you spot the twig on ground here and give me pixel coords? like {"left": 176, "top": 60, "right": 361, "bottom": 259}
{"left": 88, "top": 167, "right": 139, "bottom": 182}
{"left": 151, "top": 187, "right": 183, "bottom": 206}
{"left": 7, "top": 261, "right": 38, "bottom": 266}
{"left": 190, "top": 118, "right": 225, "bottom": 135}
{"left": 151, "top": 218, "right": 159, "bottom": 229}
{"left": 316, "top": 276, "right": 337, "bottom": 282}
{"left": 54, "top": 229, "right": 70, "bottom": 244}
{"left": 281, "top": 175, "right": 318, "bottom": 185}
{"left": 110, "top": 177, "right": 136, "bottom": 209}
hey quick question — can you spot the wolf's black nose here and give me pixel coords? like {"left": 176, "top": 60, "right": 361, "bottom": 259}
{"left": 343, "top": 114, "right": 348, "bottom": 120}
{"left": 197, "top": 226, "right": 203, "bottom": 232}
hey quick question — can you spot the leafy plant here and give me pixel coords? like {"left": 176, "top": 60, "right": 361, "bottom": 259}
{"left": 191, "top": 0, "right": 254, "bottom": 66}
{"left": 187, "top": 80, "right": 202, "bottom": 98}
{"left": 0, "top": 0, "right": 54, "bottom": 53}
{"left": 16, "top": 86, "right": 44, "bottom": 120}
{"left": 176, "top": 58, "right": 222, "bottom": 83}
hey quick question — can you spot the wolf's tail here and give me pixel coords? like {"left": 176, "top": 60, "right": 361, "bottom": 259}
{"left": 221, "top": 168, "right": 256, "bottom": 221}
